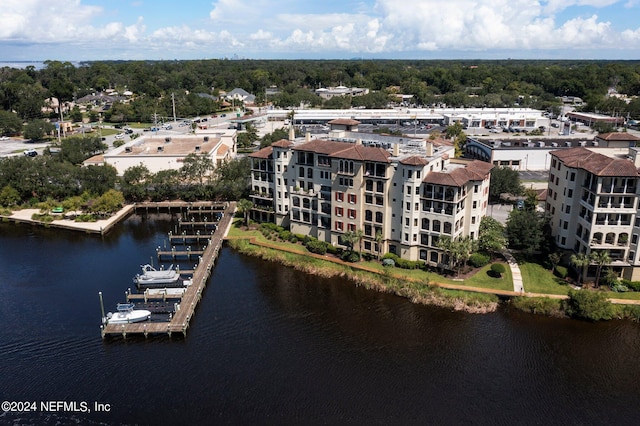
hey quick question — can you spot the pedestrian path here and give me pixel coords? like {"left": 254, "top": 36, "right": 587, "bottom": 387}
{"left": 502, "top": 250, "right": 524, "bottom": 293}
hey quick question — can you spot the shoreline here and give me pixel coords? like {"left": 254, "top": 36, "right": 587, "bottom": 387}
{"left": 1, "top": 205, "right": 135, "bottom": 235}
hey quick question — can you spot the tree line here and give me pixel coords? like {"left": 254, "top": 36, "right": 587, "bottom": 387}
{"left": 2, "top": 59, "right": 640, "bottom": 136}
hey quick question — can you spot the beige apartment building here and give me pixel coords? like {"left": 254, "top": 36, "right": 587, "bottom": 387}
{"left": 249, "top": 130, "right": 492, "bottom": 266}
{"left": 547, "top": 146, "right": 640, "bottom": 280}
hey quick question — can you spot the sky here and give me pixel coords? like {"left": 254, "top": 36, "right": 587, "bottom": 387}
{"left": 1, "top": 0, "right": 640, "bottom": 61}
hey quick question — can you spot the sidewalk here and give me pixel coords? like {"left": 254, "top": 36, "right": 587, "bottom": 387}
{"left": 501, "top": 250, "right": 524, "bottom": 293}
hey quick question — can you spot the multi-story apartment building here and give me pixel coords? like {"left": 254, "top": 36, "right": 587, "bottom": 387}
{"left": 249, "top": 130, "right": 492, "bottom": 266}
{"left": 547, "top": 146, "right": 640, "bottom": 280}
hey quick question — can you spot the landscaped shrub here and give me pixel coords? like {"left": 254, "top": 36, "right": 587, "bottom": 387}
{"left": 279, "top": 230, "right": 292, "bottom": 241}
{"left": 563, "top": 289, "right": 614, "bottom": 321}
{"left": 341, "top": 251, "right": 360, "bottom": 263}
{"left": 468, "top": 253, "right": 489, "bottom": 268}
{"left": 611, "top": 284, "right": 628, "bottom": 293}
{"left": 382, "top": 253, "right": 399, "bottom": 261}
{"left": 554, "top": 265, "right": 568, "bottom": 279}
{"left": 511, "top": 297, "right": 564, "bottom": 317}
{"left": 326, "top": 244, "right": 341, "bottom": 256}
{"left": 621, "top": 280, "right": 640, "bottom": 292}
{"left": 491, "top": 263, "right": 506, "bottom": 276}
{"left": 395, "top": 258, "right": 423, "bottom": 270}
{"left": 382, "top": 258, "right": 395, "bottom": 267}
{"left": 305, "top": 239, "right": 327, "bottom": 255}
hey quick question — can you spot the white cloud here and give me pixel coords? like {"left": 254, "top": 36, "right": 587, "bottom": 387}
{"left": 1, "top": 0, "right": 640, "bottom": 59}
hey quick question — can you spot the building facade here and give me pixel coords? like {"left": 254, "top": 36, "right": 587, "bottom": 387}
{"left": 249, "top": 133, "right": 492, "bottom": 265}
{"left": 546, "top": 147, "right": 640, "bottom": 280}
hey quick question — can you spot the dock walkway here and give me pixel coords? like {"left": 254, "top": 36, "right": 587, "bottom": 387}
{"left": 101, "top": 202, "right": 235, "bottom": 338}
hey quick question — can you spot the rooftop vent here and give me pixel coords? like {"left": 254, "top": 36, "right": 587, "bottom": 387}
{"left": 204, "top": 136, "right": 209, "bottom": 142}
{"left": 592, "top": 141, "right": 599, "bottom": 146}
{"left": 579, "top": 141, "right": 587, "bottom": 147}
{"left": 538, "top": 141, "right": 545, "bottom": 147}
{"left": 124, "top": 146, "right": 132, "bottom": 152}
{"left": 165, "top": 137, "right": 171, "bottom": 143}
{"left": 565, "top": 142, "right": 572, "bottom": 147}
{"left": 157, "top": 146, "right": 164, "bottom": 152}
{"left": 551, "top": 142, "right": 558, "bottom": 147}
{"left": 195, "top": 146, "right": 201, "bottom": 152}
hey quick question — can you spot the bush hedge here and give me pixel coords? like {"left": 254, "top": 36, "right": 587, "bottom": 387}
{"left": 468, "top": 253, "right": 489, "bottom": 268}
{"left": 554, "top": 265, "right": 568, "bottom": 279}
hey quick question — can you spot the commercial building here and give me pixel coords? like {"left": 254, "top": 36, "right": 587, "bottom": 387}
{"left": 249, "top": 124, "right": 492, "bottom": 265}
{"left": 92, "top": 129, "right": 237, "bottom": 175}
{"left": 465, "top": 132, "right": 639, "bottom": 171}
{"left": 546, "top": 146, "right": 640, "bottom": 280}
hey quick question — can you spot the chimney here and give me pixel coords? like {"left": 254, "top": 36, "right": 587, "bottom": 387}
{"left": 305, "top": 132, "right": 311, "bottom": 142}
{"left": 289, "top": 125, "right": 295, "bottom": 142}
{"left": 356, "top": 138, "right": 362, "bottom": 145}
{"left": 426, "top": 141, "right": 433, "bottom": 156}
{"left": 393, "top": 143, "right": 399, "bottom": 156}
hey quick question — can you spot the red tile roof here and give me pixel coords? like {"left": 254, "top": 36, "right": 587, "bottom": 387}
{"left": 596, "top": 132, "right": 640, "bottom": 142}
{"left": 248, "top": 146, "right": 273, "bottom": 159}
{"left": 422, "top": 160, "right": 493, "bottom": 186}
{"left": 400, "top": 156, "right": 429, "bottom": 166}
{"left": 293, "top": 140, "right": 390, "bottom": 163}
{"left": 271, "top": 139, "right": 294, "bottom": 148}
{"left": 552, "top": 147, "right": 639, "bottom": 176}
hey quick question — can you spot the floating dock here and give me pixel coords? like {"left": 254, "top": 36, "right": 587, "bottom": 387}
{"left": 101, "top": 201, "right": 234, "bottom": 338}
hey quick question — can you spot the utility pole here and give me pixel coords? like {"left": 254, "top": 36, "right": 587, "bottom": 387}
{"left": 172, "top": 93, "right": 177, "bottom": 123}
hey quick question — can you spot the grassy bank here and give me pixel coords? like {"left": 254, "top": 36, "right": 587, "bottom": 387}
{"left": 226, "top": 235, "right": 499, "bottom": 314}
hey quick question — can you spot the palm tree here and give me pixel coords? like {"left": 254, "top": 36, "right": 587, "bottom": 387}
{"left": 570, "top": 253, "right": 590, "bottom": 286}
{"left": 374, "top": 230, "right": 383, "bottom": 260}
{"left": 236, "top": 198, "right": 253, "bottom": 227}
{"left": 590, "top": 250, "right": 611, "bottom": 288}
{"left": 354, "top": 229, "right": 364, "bottom": 261}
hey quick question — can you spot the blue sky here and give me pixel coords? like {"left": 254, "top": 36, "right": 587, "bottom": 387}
{"left": 1, "top": 0, "right": 640, "bottom": 61}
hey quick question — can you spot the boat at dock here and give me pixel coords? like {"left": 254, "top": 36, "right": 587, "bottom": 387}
{"left": 103, "top": 303, "right": 151, "bottom": 324}
{"left": 134, "top": 264, "right": 180, "bottom": 287}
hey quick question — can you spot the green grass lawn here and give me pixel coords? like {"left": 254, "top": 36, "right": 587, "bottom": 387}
{"left": 601, "top": 290, "right": 640, "bottom": 300}
{"left": 519, "top": 261, "right": 570, "bottom": 295}
{"left": 229, "top": 221, "right": 513, "bottom": 292}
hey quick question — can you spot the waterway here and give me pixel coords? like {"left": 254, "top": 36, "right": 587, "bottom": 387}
{"left": 1, "top": 214, "right": 639, "bottom": 425}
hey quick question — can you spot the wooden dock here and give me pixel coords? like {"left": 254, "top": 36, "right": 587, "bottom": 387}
{"left": 101, "top": 201, "right": 235, "bottom": 339}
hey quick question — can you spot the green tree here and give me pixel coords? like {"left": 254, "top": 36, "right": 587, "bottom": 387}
{"left": 570, "top": 252, "right": 590, "bottom": 286}
{"left": 489, "top": 166, "right": 523, "bottom": 201}
{"left": 181, "top": 153, "right": 214, "bottom": 185}
{"left": 237, "top": 123, "right": 259, "bottom": 148}
{"left": 563, "top": 289, "right": 613, "bottom": 321}
{"left": 437, "top": 235, "right": 473, "bottom": 277}
{"left": 0, "top": 185, "right": 20, "bottom": 207}
{"left": 89, "top": 189, "right": 124, "bottom": 215}
{"left": 590, "top": 250, "right": 611, "bottom": 288}
{"left": 0, "top": 110, "right": 23, "bottom": 136}
{"left": 375, "top": 230, "right": 384, "bottom": 260}
{"left": 548, "top": 252, "right": 562, "bottom": 272}
{"left": 505, "top": 209, "right": 545, "bottom": 256}
{"left": 121, "top": 164, "right": 151, "bottom": 201}
{"left": 59, "top": 135, "right": 107, "bottom": 165}
{"left": 24, "top": 119, "right": 55, "bottom": 141}
{"left": 478, "top": 216, "right": 506, "bottom": 256}
{"left": 237, "top": 198, "right": 254, "bottom": 226}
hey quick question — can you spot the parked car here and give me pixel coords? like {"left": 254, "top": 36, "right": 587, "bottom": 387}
{"left": 115, "top": 133, "right": 124, "bottom": 140}
{"left": 24, "top": 149, "right": 37, "bottom": 157}
{"left": 0, "top": 136, "right": 9, "bottom": 141}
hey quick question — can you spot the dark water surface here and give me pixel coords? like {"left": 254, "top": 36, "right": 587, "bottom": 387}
{"left": 1, "top": 215, "right": 640, "bottom": 425}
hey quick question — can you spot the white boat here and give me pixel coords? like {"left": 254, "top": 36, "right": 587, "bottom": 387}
{"left": 103, "top": 303, "right": 151, "bottom": 324}
{"left": 133, "top": 264, "right": 180, "bottom": 286}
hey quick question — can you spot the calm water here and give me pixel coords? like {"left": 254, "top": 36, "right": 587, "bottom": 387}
{"left": 1, "top": 214, "right": 640, "bottom": 425}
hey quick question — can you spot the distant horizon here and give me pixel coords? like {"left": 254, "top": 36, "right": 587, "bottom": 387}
{"left": 2, "top": 1, "right": 640, "bottom": 62}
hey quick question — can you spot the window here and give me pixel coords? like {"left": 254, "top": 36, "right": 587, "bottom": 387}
{"left": 335, "top": 192, "right": 344, "bottom": 202}
{"left": 407, "top": 186, "right": 412, "bottom": 195}
{"left": 405, "top": 217, "right": 410, "bottom": 226}
{"left": 404, "top": 233, "right": 409, "bottom": 242}
{"left": 348, "top": 209, "right": 356, "bottom": 219}
{"left": 432, "top": 220, "right": 441, "bottom": 232}
{"left": 422, "top": 218, "right": 430, "bottom": 230}
{"left": 307, "top": 168, "right": 313, "bottom": 179}
{"left": 335, "top": 207, "right": 343, "bottom": 217}
{"left": 472, "top": 201, "right": 477, "bottom": 209}
{"left": 406, "top": 202, "right": 411, "bottom": 211}
{"left": 415, "top": 203, "right": 419, "bottom": 211}
{"left": 413, "top": 234, "right": 417, "bottom": 242}
{"left": 376, "top": 181, "right": 384, "bottom": 193}
{"left": 348, "top": 223, "right": 356, "bottom": 232}
{"left": 471, "top": 216, "right": 476, "bottom": 224}
{"left": 414, "top": 218, "right": 418, "bottom": 226}
{"left": 474, "top": 184, "right": 479, "bottom": 193}
{"left": 335, "top": 221, "right": 343, "bottom": 231}
{"left": 570, "top": 172, "right": 576, "bottom": 181}
{"left": 375, "top": 212, "right": 383, "bottom": 223}
{"left": 299, "top": 167, "right": 305, "bottom": 178}
{"left": 563, "top": 221, "right": 568, "bottom": 229}
{"left": 568, "top": 189, "right": 573, "bottom": 198}
{"left": 365, "top": 210, "right": 373, "bottom": 221}
{"left": 565, "top": 205, "right": 571, "bottom": 214}
{"left": 415, "top": 186, "right": 420, "bottom": 195}
{"left": 348, "top": 194, "right": 357, "bottom": 204}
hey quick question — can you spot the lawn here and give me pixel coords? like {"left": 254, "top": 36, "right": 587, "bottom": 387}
{"left": 519, "top": 261, "right": 570, "bottom": 295}
{"left": 229, "top": 221, "right": 513, "bottom": 292}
